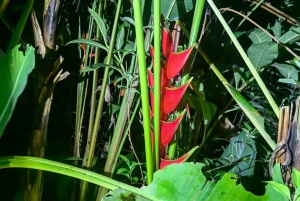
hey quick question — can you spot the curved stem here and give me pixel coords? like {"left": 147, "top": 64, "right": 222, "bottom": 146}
{"left": 207, "top": 0, "right": 279, "bottom": 118}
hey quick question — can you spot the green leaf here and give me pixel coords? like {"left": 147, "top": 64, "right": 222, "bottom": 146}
{"left": 278, "top": 78, "right": 300, "bottom": 85}
{"left": 248, "top": 28, "right": 272, "bottom": 43}
{"left": 279, "top": 27, "right": 300, "bottom": 44}
{"left": 66, "top": 39, "right": 108, "bottom": 51}
{"left": 228, "top": 86, "right": 276, "bottom": 150}
{"left": 292, "top": 168, "right": 300, "bottom": 188}
{"left": 88, "top": 8, "right": 108, "bottom": 46}
{"left": 265, "top": 181, "right": 291, "bottom": 200}
{"left": 295, "top": 187, "right": 300, "bottom": 201}
{"left": 154, "top": 0, "right": 194, "bottom": 21}
{"left": 272, "top": 163, "right": 284, "bottom": 184}
{"left": 271, "top": 62, "right": 299, "bottom": 80}
{"left": 121, "top": 17, "right": 135, "bottom": 26}
{"left": 116, "top": 23, "right": 125, "bottom": 50}
{"left": 118, "top": 154, "right": 131, "bottom": 167}
{"left": 207, "top": 174, "right": 266, "bottom": 201}
{"left": 0, "top": 44, "right": 35, "bottom": 137}
{"left": 271, "top": 21, "right": 282, "bottom": 39}
{"left": 218, "top": 131, "right": 257, "bottom": 176}
{"left": 116, "top": 168, "right": 130, "bottom": 179}
{"left": 185, "top": 92, "right": 217, "bottom": 128}
{"left": 247, "top": 42, "right": 278, "bottom": 70}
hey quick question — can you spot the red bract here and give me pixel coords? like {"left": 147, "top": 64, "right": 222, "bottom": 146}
{"left": 148, "top": 27, "right": 195, "bottom": 169}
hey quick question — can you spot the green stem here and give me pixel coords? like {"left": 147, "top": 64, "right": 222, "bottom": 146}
{"left": 7, "top": 0, "right": 34, "bottom": 51}
{"left": 169, "top": 0, "right": 205, "bottom": 159}
{"left": 132, "top": 0, "right": 153, "bottom": 184}
{"left": 181, "top": 0, "right": 205, "bottom": 84}
{"left": 153, "top": 0, "right": 161, "bottom": 171}
{"left": 206, "top": 0, "right": 279, "bottom": 118}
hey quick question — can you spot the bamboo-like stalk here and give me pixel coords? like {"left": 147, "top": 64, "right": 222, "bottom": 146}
{"left": 153, "top": 0, "right": 161, "bottom": 171}
{"left": 79, "top": 1, "right": 104, "bottom": 200}
{"left": 206, "top": 0, "right": 279, "bottom": 118}
{"left": 132, "top": 0, "right": 153, "bottom": 184}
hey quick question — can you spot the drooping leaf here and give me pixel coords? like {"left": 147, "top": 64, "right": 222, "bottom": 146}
{"left": 271, "top": 62, "right": 298, "bottom": 80}
{"left": 218, "top": 131, "right": 257, "bottom": 176}
{"left": 247, "top": 42, "right": 278, "bottom": 70}
{"left": 162, "top": 77, "right": 192, "bottom": 114}
{"left": 162, "top": 28, "right": 174, "bottom": 57}
{"left": 0, "top": 44, "right": 35, "bottom": 137}
{"left": 228, "top": 86, "right": 276, "bottom": 150}
{"left": 161, "top": 110, "right": 186, "bottom": 146}
{"left": 278, "top": 78, "right": 300, "bottom": 85}
{"left": 279, "top": 27, "right": 300, "bottom": 44}
{"left": 66, "top": 39, "right": 108, "bottom": 51}
{"left": 88, "top": 8, "right": 108, "bottom": 46}
{"left": 164, "top": 45, "right": 194, "bottom": 79}
{"left": 248, "top": 28, "right": 272, "bottom": 44}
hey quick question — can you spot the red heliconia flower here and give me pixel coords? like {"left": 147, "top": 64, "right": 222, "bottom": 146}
{"left": 148, "top": 27, "right": 196, "bottom": 169}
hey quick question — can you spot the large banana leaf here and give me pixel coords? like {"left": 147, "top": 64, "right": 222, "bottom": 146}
{"left": 0, "top": 44, "right": 35, "bottom": 137}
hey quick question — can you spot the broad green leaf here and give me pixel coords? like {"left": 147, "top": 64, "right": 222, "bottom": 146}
{"left": 207, "top": 173, "right": 266, "bottom": 201}
{"left": 88, "top": 8, "right": 108, "bottom": 46}
{"left": 228, "top": 86, "right": 276, "bottom": 150}
{"left": 272, "top": 62, "right": 299, "bottom": 80}
{"left": 247, "top": 42, "right": 278, "bottom": 70}
{"left": 0, "top": 44, "right": 35, "bottom": 137}
{"left": 233, "top": 64, "right": 246, "bottom": 88}
{"left": 218, "top": 131, "right": 257, "bottom": 176}
{"left": 279, "top": 27, "right": 300, "bottom": 44}
{"left": 292, "top": 168, "right": 300, "bottom": 188}
{"left": 153, "top": 0, "right": 194, "bottom": 21}
{"left": 265, "top": 181, "right": 291, "bottom": 200}
{"left": 66, "top": 39, "right": 108, "bottom": 51}
{"left": 116, "top": 23, "right": 125, "bottom": 50}
{"left": 278, "top": 78, "right": 300, "bottom": 85}
{"left": 248, "top": 28, "right": 272, "bottom": 43}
